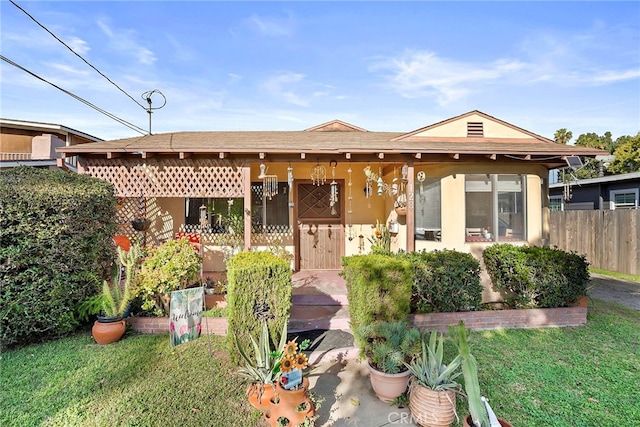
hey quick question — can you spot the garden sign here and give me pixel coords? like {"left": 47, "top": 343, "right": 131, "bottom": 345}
{"left": 169, "top": 287, "right": 204, "bottom": 347}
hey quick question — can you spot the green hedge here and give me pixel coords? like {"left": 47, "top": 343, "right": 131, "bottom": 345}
{"left": 483, "top": 244, "right": 589, "bottom": 308}
{"left": 225, "top": 250, "right": 291, "bottom": 363}
{"left": 407, "top": 249, "right": 482, "bottom": 313}
{"left": 341, "top": 254, "right": 412, "bottom": 334}
{"left": 0, "top": 166, "right": 116, "bottom": 349}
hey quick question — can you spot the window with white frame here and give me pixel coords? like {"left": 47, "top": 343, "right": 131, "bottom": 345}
{"left": 549, "top": 195, "right": 563, "bottom": 212}
{"left": 609, "top": 189, "right": 639, "bottom": 209}
{"left": 414, "top": 177, "right": 442, "bottom": 241}
{"left": 465, "top": 174, "right": 526, "bottom": 242}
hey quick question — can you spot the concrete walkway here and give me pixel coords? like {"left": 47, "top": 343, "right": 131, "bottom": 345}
{"left": 588, "top": 273, "right": 640, "bottom": 311}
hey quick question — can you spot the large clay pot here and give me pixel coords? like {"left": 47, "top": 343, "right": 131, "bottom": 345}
{"left": 367, "top": 360, "right": 411, "bottom": 403}
{"left": 92, "top": 320, "right": 125, "bottom": 345}
{"left": 463, "top": 415, "right": 513, "bottom": 427}
{"left": 408, "top": 383, "right": 457, "bottom": 427}
{"left": 246, "top": 383, "right": 276, "bottom": 410}
{"left": 264, "top": 377, "right": 315, "bottom": 427}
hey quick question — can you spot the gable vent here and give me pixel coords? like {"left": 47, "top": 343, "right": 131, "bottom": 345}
{"left": 467, "top": 122, "right": 484, "bottom": 137}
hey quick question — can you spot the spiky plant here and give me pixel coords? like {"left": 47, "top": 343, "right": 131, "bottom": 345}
{"left": 450, "top": 321, "right": 490, "bottom": 427}
{"left": 234, "top": 320, "right": 287, "bottom": 384}
{"left": 101, "top": 243, "right": 141, "bottom": 318}
{"left": 404, "top": 330, "right": 462, "bottom": 391}
{"left": 356, "top": 320, "right": 421, "bottom": 374}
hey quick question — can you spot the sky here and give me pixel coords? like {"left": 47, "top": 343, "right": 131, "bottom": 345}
{"left": 1, "top": 1, "right": 639, "bottom": 142}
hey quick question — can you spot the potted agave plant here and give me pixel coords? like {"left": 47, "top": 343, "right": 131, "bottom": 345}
{"left": 404, "top": 330, "right": 462, "bottom": 427}
{"left": 449, "top": 321, "right": 513, "bottom": 427}
{"left": 89, "top": 243, "right": 141, "bottom": 345}
{"left": 234, "top": 320, "right": 316, "bottom": 427}
{"left": 234, "top": 320, "right": 287, "bottom": 411}
{"left": 355, "top": 320, "right": 422, "bottom": 403}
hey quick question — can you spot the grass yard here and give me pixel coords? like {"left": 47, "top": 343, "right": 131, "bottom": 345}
{"left": 1, "top": 299, "right": 639, "bottom": 426}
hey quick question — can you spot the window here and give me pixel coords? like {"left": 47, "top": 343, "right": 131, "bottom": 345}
{"left": 185, "top": 197, "right": 243, "bottom": 233}
{"left": 610, "top": 189, "right": 639, "bottom": 210}
{"left": 414, "top": 177, "right": 441, "bottom": 241}
{"left": 185, "top": 182, "right": 290, "bottom": 233}
{"left": 251, "top": 182, "right": 290, "bottom": 229}
{"left": 465, "top": 174, "right": 526, "bottom": 242}
{"left": 549, "top": 195, "right": 563, "bottom": 212}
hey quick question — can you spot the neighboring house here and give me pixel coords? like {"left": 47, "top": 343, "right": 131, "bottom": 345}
{"left": 549, "top": 172, "right": 640, "bottom": 211}
{"left": 58, "top": 110, "right": 607, "bottom": 275}
{"left": 0, "top": 118, "right": 102, "bottom": 170}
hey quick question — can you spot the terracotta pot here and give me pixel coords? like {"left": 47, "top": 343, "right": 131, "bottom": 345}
{"left": 463, "top": 415, "right": 512, "bottom": 427}
{"left": 577, "top": 295, "right": 588, "bottom": 308}
{"left": 246, "top": 383, "right": 276, "bottom": 410}
{"left": 408, "top": 383, "right": 457, "bottom": 427}
{"left": 264, "top": 377, "right": 315, "bottom": 427}
{"left": 204, "top": 294, "right": 227, "bottom": 309}
{"left": 92, "top": 320, "right": 125, "bottom": 345}
{"left": 367, "top": 360, "right": 411, "bottom": 403}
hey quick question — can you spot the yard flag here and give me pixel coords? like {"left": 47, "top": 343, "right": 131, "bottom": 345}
{"left": 169, "top": 287, "right": 204, "bottom": 347}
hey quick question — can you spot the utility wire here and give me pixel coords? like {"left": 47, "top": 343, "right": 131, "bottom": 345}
{"left": 1, "top": 55, "right": 148, "bottom": 135}
{"left": 10, "top": 0, "right": 147, "bottom": 111}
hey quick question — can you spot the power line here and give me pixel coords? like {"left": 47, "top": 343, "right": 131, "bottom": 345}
{"left": 10, "top": 0, "right": 147, "bottom": 111}
{"left": 1, "top": 55, "right": 148, "bottom": 135}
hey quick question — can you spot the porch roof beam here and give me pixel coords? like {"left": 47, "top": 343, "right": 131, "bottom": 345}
{"left": 179, "top": 152, "right": 190, "bottom": 159}
{"left": 107, "top": 152, "right": 121, "bottom": 159}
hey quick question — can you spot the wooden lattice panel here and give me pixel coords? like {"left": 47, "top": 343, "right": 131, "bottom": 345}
{"left": 83, "top": 158, "right": 247, "bottom": 198}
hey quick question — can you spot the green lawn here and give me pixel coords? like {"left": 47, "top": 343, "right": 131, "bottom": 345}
{"left": 1, "top": 299, "right": 638, "bottom": 426}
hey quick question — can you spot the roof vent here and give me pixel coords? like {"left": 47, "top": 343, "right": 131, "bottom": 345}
{"left": 467, "top": 122, "right": 484, "bottom": 137}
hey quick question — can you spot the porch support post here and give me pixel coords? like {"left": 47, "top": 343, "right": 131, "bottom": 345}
{"left": 406, "top": 161, "right": 415, "bottom": 253}
{"left": 243, "top": 165, "right": 252, "bottom": 250}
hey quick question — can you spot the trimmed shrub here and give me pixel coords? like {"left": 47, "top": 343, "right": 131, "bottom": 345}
{"left": 226, "top": 250, "right": 291, "bottom": 363}
{"left": 407, "top": 249, "right": 482, "bottom": 313}
{"left": 132, "top": 238, "right": 202, "bottom": 316}
{"left": 483, "top": 244, "right": 589, "bottom": 308}
{"left": 0, "top": 166, "right": 116, "bottom": 349}
{"left": 341, "top": 254, "right": 412, "bottom": 334}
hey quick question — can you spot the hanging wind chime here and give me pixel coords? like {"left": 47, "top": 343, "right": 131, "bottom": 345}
{"left": 329, "top": 160, "right": 338, "bottom": 216}
{"left": 258, "top": 162, "right": 279, "bottom": 200}
{"left": 310, "top": 161, "right": 326, "bottom": 186}
{"left": 287, "top": 163, "right": 294, "bottom": 207}
{"left": 347, "top": 166, "right": 355, "bottom": 241}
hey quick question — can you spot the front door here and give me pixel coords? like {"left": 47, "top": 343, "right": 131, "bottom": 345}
{"left": 295, "top": 182, "right": 343, "bottom": 270}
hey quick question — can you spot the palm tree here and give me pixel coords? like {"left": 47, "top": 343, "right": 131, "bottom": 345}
{"left": 554, "top": 128, "right": 573, "bottom": 145}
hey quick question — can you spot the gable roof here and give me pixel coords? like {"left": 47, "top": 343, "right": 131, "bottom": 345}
{"left": 57, "top": 110, "right": 608, "bottom": 168}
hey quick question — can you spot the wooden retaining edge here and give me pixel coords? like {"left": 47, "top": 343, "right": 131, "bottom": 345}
{"left": 126, "top": 306, "right": 587, "bottom": 335}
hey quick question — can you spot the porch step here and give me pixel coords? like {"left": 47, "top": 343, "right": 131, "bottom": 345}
{"left": 288, "top": 305, "right": 351, "bottom": 333}
{"left": 291, "top": 293, "right": 349, "bottom": 306}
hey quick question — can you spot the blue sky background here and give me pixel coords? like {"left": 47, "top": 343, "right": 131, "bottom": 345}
{"left": 1, "top": 1, "right": 639, "bottom": 141}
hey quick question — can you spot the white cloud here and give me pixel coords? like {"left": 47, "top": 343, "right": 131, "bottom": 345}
{"left": 246, "top": 13, "right": 294, "bottom": 37}
{"left": 262, "top": 72, "right": 310, "bottom": 106}
{"left": 66, "top": 36, "right": 90, "bottom": 55}
{"left": 97, "top": 19, "right": 157, "bottom": 65}
{"left": 373, "top": 50, "right": 525, "bottom": 106}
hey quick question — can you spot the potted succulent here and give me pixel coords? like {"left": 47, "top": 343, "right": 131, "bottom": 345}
{"left": 235, "top": 320, "right": 288, "bottom": 410}
{"left": 89, "top": 243, "right": 141, "bottom": 345}
{"left": 234, "top": 320, "right": 316, "bottom": 427}
{"left": 449, "top": 321, "right": 513, "bottom": 427}
{"left": 404, "top": 330, "right": 462, "bottom": 427}
{"left": 355, "top": 320, "right": 421, "bottom": 402}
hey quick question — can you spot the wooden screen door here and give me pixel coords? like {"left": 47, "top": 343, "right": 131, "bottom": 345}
{"left": 295, "top": 181, "right": 344, "bottom": 270}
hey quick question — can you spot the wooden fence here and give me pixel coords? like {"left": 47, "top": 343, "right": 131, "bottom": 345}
{"left": 549, "top": 209, "right": 640, "bottom": 276}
